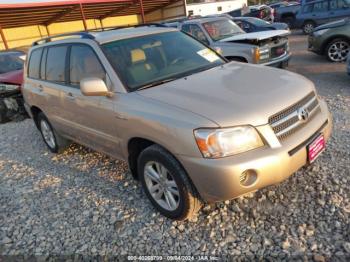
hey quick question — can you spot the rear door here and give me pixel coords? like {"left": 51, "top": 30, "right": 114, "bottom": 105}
{"left": 25, "top": 46, "right": 64, "bottom": 132}
{"left": 309, "top": 0, "right": 331, "bottom": 26}
{"left": 328, "top": 0, "right": 350, "bottom": 22}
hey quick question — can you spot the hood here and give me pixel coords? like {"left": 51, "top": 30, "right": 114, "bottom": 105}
{"left": 220, "top": 30, "right": 290, "bottom": 42}
{"left": 314, "top": 18, "right": 349, "bottom": 31}
{"left": 138, "top": 62, "right": 315, "bottom": 127}
{"left": 0, "top": 70, "right": 23, "bottom": 85}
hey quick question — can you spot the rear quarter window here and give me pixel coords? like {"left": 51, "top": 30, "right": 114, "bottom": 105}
{"left": 28, "top": 48, "right": 43, "bottom": 79}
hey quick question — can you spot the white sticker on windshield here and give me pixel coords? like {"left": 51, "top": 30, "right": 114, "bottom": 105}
{"left": 197, "top": 49, "right": 220, "bottom": 63}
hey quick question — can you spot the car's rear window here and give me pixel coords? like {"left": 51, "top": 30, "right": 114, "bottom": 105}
{"left": 0, "top": 52, "right": 24, "bottom": 74}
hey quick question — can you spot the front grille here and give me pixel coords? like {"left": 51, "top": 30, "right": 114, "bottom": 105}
{"left": 271, "top": 43, "right": 287, "bottom": 59}
{"left": 269, "top": 92, "right": 320, "bottom": 140}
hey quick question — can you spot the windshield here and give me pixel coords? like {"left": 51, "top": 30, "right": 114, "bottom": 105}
{"left": 0, "top": 52, "right": 24, "bottom": 74}
{"left": 102, "top": 31, "right": 224, "bottom": 91}
{"left": 247, "top": 18, "right": 271, "bottom": 26}
{"left": 202, "top": 19, "right": 244, "bottom": 41}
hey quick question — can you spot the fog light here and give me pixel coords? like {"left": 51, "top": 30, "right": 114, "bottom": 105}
{"left": 240, "top": 170, "right": 257, "bottom": 187}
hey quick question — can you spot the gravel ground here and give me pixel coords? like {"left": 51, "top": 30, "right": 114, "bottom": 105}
{"left": 0, "top": 34, "right": 349, "bottom": 260}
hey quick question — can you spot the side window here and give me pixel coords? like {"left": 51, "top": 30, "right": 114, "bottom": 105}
{"left": 69, "top": 45, "right": 106, "bottom": 87}
{"left": 330, "top": 0, "right": 349, "bottom": 10}
{"left": 40, "top": 48, "right": 48, "bottom": 80}
{"left": 302, "top": 4, "right": 313, "bottom": 13}
{"left": 313, "top": 1, "right": 329, "bottom": 12}
{"left": 182, "top": 24, "right": 209, "bottom": 45}
{"left": 46, "top": 46, "right": 68, "bottom": 84}
{"left": 28, "top": 48, "right": 43, "bottom": 79}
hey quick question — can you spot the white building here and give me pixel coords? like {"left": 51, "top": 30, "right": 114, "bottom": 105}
{"left": 185, "top": 0, "right": 247, "bottom": 17}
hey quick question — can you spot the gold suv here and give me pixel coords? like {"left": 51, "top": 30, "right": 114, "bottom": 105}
{"left": 23, "top": 25, "right": 332, "bottom": 220}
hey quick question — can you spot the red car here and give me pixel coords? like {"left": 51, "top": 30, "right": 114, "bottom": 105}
{"left": 0, "top": 51, "right": 26, "bottom": 123}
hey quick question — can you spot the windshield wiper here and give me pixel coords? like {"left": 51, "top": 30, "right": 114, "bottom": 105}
{"left": 137, "top": 78, "right": 176, "bottom": 91}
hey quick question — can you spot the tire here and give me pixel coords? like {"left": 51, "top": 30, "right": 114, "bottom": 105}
{"left": 0, "top": 99, "right": 10, "bottom": 124}
{"left": 302, "top": 21, "right": 315, "bottom": 35}
{"left": 37, "top": 112, "right": 70, "bottom": 153}
{"left": 325, "top": 38, "right": 350, "bottom": 62}
{"left": 138, "top": 145, "right": 202, "bottom": 220}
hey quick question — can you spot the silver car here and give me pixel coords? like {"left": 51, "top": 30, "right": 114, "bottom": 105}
{"left": 23, "top": 25, "right": 332, "bottom": 220}
{"left": 176, "top": 17, "right": 291, "bottom": 68}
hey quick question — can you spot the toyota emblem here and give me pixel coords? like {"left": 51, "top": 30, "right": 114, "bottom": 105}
{"left": 298, "top": 107, "right": 309, "bottom": 122}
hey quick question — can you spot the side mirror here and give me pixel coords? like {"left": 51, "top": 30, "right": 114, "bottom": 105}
{"left": 80, "top": 77, "right": 110, "bottom": 96}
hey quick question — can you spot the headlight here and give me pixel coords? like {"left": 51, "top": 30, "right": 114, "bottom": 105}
{"left": 0, "top": 84, "right": 20, "bottom": 92}
{"left": 313, "top": 28, "right": 329, "bottom": 36}
{"left": 253, "top": 47, "right": 270, "bottom": 63}
{"left": 194, "top": 126, "right": 264, "bottom": 158}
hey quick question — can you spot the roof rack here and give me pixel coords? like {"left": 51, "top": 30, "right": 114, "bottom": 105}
{"left": 89, "top": 23, "right": 168, "bottom": 32}
{"left": 32, "top": 32, "right": 95, "bottom": 46}
{"left": 32, "top": 23, "right": 168, "bottom": 46}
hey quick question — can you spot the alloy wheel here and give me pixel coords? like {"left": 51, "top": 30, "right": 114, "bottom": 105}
{"left": 144, "top": 161, "right": 180, "bottom": 211}
{"left": 303, "top": 23, "right": 314, "bottom": 34}
{"left": 40, "top": 119, "right": 56, "bottom": 149}
{"left": 328, "top": 41, "right": 350, "bottom": 62}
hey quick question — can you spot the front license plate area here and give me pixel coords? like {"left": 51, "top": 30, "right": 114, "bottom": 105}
{"left": 307, "top": 134, "right": 325, "bottom": 163}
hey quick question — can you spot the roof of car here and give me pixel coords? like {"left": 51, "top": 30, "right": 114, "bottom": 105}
{"left": 0, "top": 50, "right": 25, "bottom": 55}
{"left": 93, "top": 26, "right": 177, "bottom": 44}
{"left": 182, "top": 16, "right": 229, "bottom": 24}
{"left": 233, "top": 17, "right": 256, "bottom": 21}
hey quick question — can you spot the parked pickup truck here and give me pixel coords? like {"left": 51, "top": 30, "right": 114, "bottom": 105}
{"left": 177, "top": 17, "right": 291, "bottom": 68}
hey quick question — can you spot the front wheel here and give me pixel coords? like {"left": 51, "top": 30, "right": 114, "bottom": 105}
{"left": 138, "top": 145, "right": 202, "bottom": 220}
{"left": 326, "top": 38, "right": 350, "bottom": 62}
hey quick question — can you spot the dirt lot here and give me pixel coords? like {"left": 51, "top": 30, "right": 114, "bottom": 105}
{"left": 0, "top": 33, "right": 349, "bottom": 260}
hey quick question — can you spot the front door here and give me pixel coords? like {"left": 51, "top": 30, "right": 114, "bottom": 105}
{"left": 58, "top": 44, "right": 122, "bottom": 157}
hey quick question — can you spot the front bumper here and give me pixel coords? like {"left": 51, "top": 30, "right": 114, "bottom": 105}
{"left": 178, "top": 100, "right": 332, "bottom": 203}
{"left": 261, "top": 52, "right": 291, "bottom": 68}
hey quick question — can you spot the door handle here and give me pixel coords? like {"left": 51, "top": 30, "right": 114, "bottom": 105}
{"left": 66, "top": 92, "right": 75, "bottom": 100}
{"left": 115, "top": 113, "right": 128, "bottom": 120}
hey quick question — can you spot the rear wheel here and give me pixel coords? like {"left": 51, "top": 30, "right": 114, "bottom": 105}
{"left": 138, "top": 145, "right": 202, "bottom": 220}
{"left": 326, "top": 38, "right": 350, "bottom": 62}
{"left": 302, "top": 21, "right": 315, "bottom": 34}
{"left": 37, "top": 112, "right": 70, "bottom": 153}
